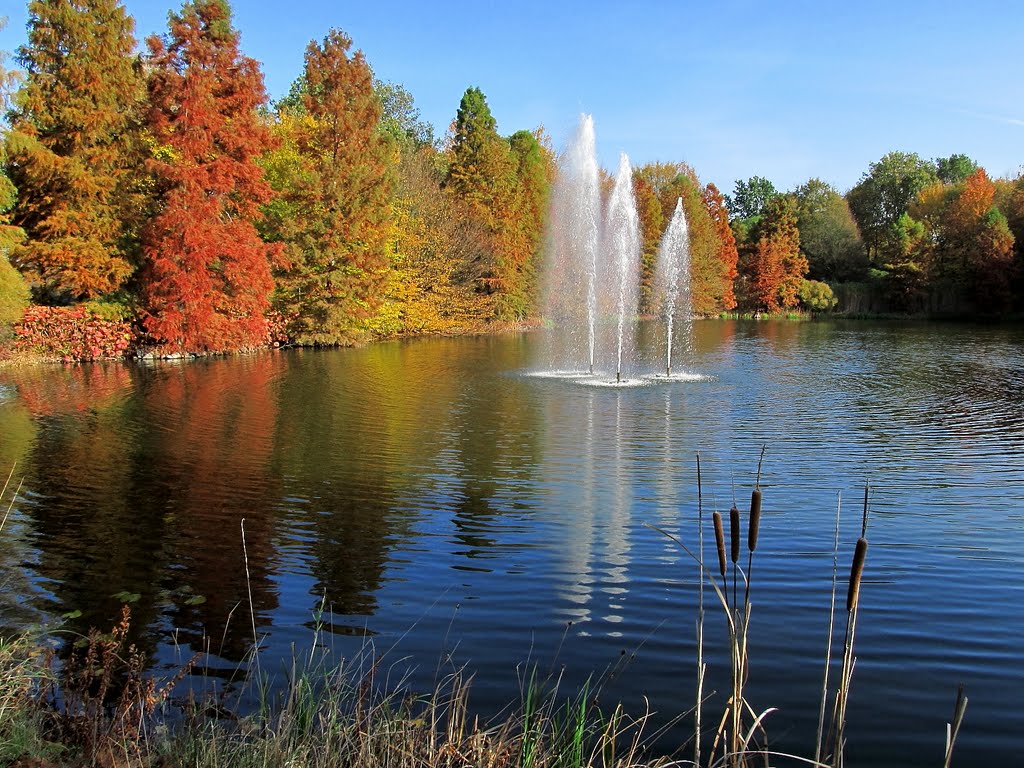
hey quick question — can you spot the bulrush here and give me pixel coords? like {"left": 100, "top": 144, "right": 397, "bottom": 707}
{"left": 748, "top": 488, "right": 762, "bottom": 552}
{"left": 713, "top": 511, "right": 727, "bottom": 578}
{"left": 729, "top": 505, "right": 740, "bottom": 564}
{"left": 846, "top": 537, "right": 869, "bottom": 613}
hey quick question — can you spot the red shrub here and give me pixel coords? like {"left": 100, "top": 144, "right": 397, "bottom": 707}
{"left": 14, "top": 306, "right": 135, "bottom": 362}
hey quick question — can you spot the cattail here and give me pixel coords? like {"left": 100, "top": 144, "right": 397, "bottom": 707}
{"left": 748, "top": 488, "right": 762, "bottom": 552}
{"left": 729, "top": 505, "right": 740, "bottom": 564}
{"left": 846, "top": 537, "right": 869, "bottom": 613}
{"left": 713, "top": 511, "right": 727, "bottom": 577}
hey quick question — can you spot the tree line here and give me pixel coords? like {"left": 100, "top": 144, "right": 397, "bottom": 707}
{"left": 1, "top": 0, "right": 1022, "bottom": 357}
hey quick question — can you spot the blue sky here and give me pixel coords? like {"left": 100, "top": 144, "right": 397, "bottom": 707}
{"left": 2, "top": 0, "right": 1022, "bottom": 194}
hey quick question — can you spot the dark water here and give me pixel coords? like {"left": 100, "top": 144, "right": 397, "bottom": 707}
{"left": 1, "top": 320, "right": 1022, "bottom": 767}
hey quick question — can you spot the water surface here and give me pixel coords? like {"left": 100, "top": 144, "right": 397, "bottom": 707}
{"left": 1, "top": 319, "right": 1022, "bottom": 767}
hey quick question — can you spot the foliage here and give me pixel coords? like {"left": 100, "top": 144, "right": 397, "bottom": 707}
{"left": 0, "top": 130, "right": 30, "bottom": 335}
{"left": 793, "top": 178, "right": 867, "bottom": 283}
{"left": 725, "top": 175, "right": 779, "bottom": 221}
{"left": 374, "top": 145, "right": 497, "bottom": 335}
{"left": 935, "top": 153, "right": 979, "bottom": 185}
{"left": 877, "top": 213, "right": 930, "bottom": 311}
{"left": 443, "top": 87, "right": 552, "bottom": 320}
{"left": 444, "top": 86, "right": 510, "bottom": 305}
{"left": 0, "top": 255, "right": 29, "bottom": 336}
{"left": 633, "top": 173, "right": 664, "bottom": 311}
{"left": 742, "top": 195, "right": 807, "bottom": 312}
{"left": 634, "top": 163, "right": 737, "bottom": 316}
{"left": 702, "top": 182, "right": 739, "bottom": 311}
{"left": 934, "top": 169, "right": 1016, "bottom": 313}
{"left": 495, "top": 128, "right": 553, "bottom": 319}
{"left": 13, "top": 304, "right": 133, "bottom": 360}
{"left": 266, "top": 28, "right": 396, "bottom": 346}
{"left": 5, "top": 0, "right": 146, "bottom": 302}
{"left": 846, "top": 151, "right": 938, "bottom": 265}
{"left": 798, "top": 278, "right": 838, "bottom": 311}
{"left": 141, "top": 0, "right": 279, "bottom": 353}
{"left": 375, "top": 79, "right": 435, "bottom": 150}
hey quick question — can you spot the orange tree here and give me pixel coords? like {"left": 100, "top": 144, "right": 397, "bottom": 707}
{"left": 140, "top": 0, "right": 278, "bottom": 353}
{"left": 743, "top": 195, "right": 807, "bottom": 312}
{"left": 5, "top": 0, "right": 145, "bottom": 302}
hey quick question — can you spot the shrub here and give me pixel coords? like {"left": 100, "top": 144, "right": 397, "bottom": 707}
{"left": 798, "top": 279, "right": 838, "bottom": 312}
{"left": 13, "top": 305, "right": 135, "bottom": 362}
{"left": 0, "top": 257, "right": 29, "bottom": 339}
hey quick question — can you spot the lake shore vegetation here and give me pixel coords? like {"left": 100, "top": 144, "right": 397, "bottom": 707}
{"left": 2, "top": 1, "right": 1023, "bottom": 364}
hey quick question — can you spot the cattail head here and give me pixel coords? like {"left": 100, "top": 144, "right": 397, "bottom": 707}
{"left": 713, "top": 511, "right": 727, "bottom": 578}
{"left": 748, "top": 488, "right": 762, "bottom": 552}
{"left": 729, "top": 505, "right": 740, "bottom": 564}
{"left": 846, "top": 537, "right": 869, "bottom": 613}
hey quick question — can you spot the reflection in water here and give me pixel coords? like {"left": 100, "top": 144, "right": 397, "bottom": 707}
{"left": 0, "top": 322, "right": 1023, "bottom": 766}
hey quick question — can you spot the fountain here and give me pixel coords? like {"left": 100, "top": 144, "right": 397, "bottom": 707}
{"left": 652, "top": 198, "right": 692, "bottom": 377}
{"left": 538, "top": 114, "right": 695, "bottom": 385}
{"left": 605, "top": 154, "right": 642, "bottom": 383}
{"left": 541, "top": 115, "right": 602, "bottom": 375}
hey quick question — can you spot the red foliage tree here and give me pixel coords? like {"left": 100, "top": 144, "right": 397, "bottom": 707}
{"left": 141, "top": 0, "right": 278, "bottom": 353}
{"left": 702, "top": 183, "right": 739, "bottom": 311}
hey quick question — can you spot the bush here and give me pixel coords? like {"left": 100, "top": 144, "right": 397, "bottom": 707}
{"left": 13, "top": 305, "right": 135, "bottom": 362}
{"left": 798, "top": 279, "right": 838, "bottom": 312}
{"left": 0, "top": 257, "right": 29, "bottom": 339}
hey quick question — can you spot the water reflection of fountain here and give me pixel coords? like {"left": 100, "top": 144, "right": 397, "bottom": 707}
{"left": 538, "top": 114, "right": 699, "bottom": 386}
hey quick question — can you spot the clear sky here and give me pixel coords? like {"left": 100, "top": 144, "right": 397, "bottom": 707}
{"left": 2, "top": 0, "right": 1022, "bottom": 194}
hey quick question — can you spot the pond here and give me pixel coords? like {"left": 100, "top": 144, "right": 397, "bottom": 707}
{"left": 1, "top": 319, "right": 1022, "bottom": 767}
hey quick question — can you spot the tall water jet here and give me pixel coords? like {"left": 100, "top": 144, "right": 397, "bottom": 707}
{"left": 604, "top": 154, "right": 642, "bottom": 383}
{"left": 542, "top": 114, "right": 601, "bottom": 373}
{"left": 653, "top": 198, "right": 692, "bottom": 376}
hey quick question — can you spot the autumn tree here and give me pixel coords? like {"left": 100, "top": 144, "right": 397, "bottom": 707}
{"left": 633, "top": 174, "right": 664, "bottom": 312}
{"left": 264, "top": 29, "right": 396, "bottom": 346}
{"left": 376, "top": 142, "right": 495, "bottom": 334}
{"left": 793, "top": 178, "right": 867, "bottom": 283}
{"left": 142, "top": 0, "right": 278, "bottom": 353}
{"left": 634, "top": 163, "right": 735, "bottom": 315}
{"left": 702, "top": 182, "right": 738, "bottom": 311}
{"left": 496, "top": 128, "right": 552, "bottom": 318}
{"left": 1001, "top": 177, "right": 1024, "bottom": 303}
{"left": 444, "top": 87, "right": 551, "bottom": 320}
{"left": 742, "top": 195, "right": 807, "bottom": 312}
{"left": 936, "top": 169, "right": 1015, "bottom": 313}
{"left": 5, "top": 0, "right": 145, "bottom": 302}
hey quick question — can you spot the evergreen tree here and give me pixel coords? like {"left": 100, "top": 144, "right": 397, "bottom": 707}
{"left": 142, "top": 0, "right": 278, "bottom": 353}
{"left": 5, "top": 0, "right": 145, "bottom": 301}
{"left": 268, "top": 28, "right": 396, "bottom": 345}
{"left": 446, "top": 86, "right": 511, "bottom": 224}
